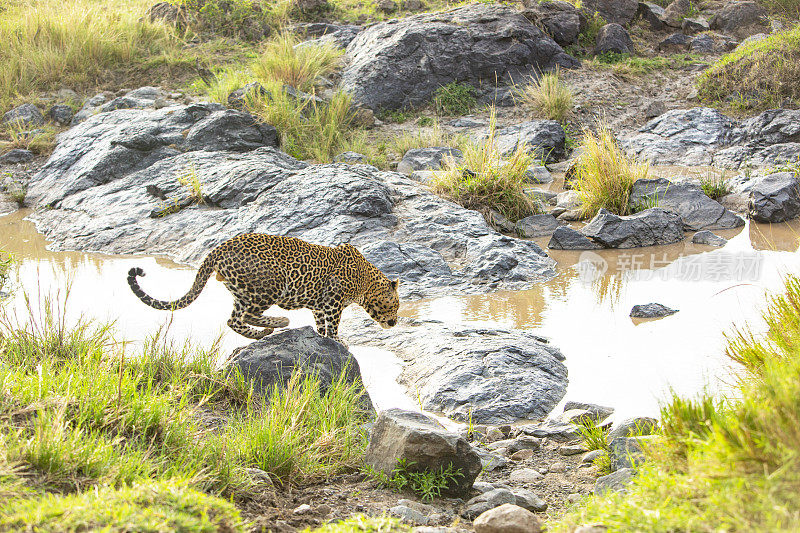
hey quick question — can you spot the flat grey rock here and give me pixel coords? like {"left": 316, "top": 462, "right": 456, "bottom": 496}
{"left": 594, "top": 468, "right": 635, "bottom": 495}
{"left": 548, "top": 226, "right": 602, "bottom": 250}
{"left": 692, "top": 230, "right": 727, "bottom": 246}
{"left": 581, "top": 208, "right": 685, "bottom": 249}
{"left": 630, "top": 303, "right": 678, "bottom": 318}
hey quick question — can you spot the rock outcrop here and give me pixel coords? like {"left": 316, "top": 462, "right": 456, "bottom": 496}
{"left": 745, "top": 172, "right": 800, "bottom": 223}
{"left": 340, "top": 3, "right": 578, "bottom": 110}
{"left": 26, "top": 102, "right": 557, "bottom": 299}
{"left": 342, "top": 318, "right": 568, "bottom": 425}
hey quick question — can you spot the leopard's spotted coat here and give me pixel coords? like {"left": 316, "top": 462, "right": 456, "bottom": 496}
{"left": 127, "top": 234, "right": 399, "bottom": 340}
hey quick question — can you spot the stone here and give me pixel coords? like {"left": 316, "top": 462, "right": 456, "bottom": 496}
{"left": 487, "top": 436, "right": 542, "bottom": 453}
{"left": 580, "top": 0, "right": 639, "bottom": 25}
{"left": 146, "top": 2, "right": 183, "bottom": 24}
{"left": 246, "top": 467, "right": 274, "bottom": 486}
{"left": 345, "top": 320, "right": 567, "bottom": 425}
{"left": 293, "top": 504, "right": 312, "bottom": 515}
{"left": 334, "top": 151, "right": 369, "bottom": 164}
{"left": 397, "top": 147, "right": 463, "bottom": 175}
{"left": 365, "top": 409, "right": 482, "bottom": 496}
{"left": 729, "top": 109, "right": 800, "bottom": 147}
{"left": 549, "top": 462, "right": 567, "bottom": 473}
{"left": 509, "top": 449, "right": 534, "bottom": 461}
{"left": 2, "top": 103, "right": 44, "bottom": 128}
{"left": 229, "top": 326, "right": 368, "bottom": 400}
{"left": 511, "top": 488, "right": 548, "bottom": 513}
{"left": 594, "top": 24, "right": 634, "bottom": 55}
{"left": 575, "top": 526, "right": 609, "bottom": 533}
{"left": 390, "top": 505, "right": 429, "bottom": 525}
{"left": 341, "top": 4, "right": 578, "bottom": 110}
{"left": 473, "top": 481, "right": 496, "bottom": 494}
{"left": 681, "top": 17, "right": 709, "bottom": 34}
{"left": 49, "top": 104, "right": 74, "bottom": 126}
{"left": 644, "top": 101, "right": 666, "bottom": 120}
{"left": 525, "top": 165, "right": 552, "bottom": 184}
{"left": 518, "top": 419, "right": 582, "bottom": 442}
{"left": 559, "top": 444, "right": 587, "bottom": 456}
{"left": 398, "top": 499, "right": 437, "bottom": 516}
{"left": 548, "top": 226, "right": 602, "bottom": 250}
{"left": 509, "top": 468, "right": 543, "bottom": 483}
{"left": 746, "top": 172, "right": 800, "bottom": 223}
{"left": 689, "top": 34, "right": 715, "bottom": 53}
{"left": 489, "top": 120, "right": 566, "bottom": 163}
{"left": 609, "top": 437, "right": 647, "bottom": 470}
{"left": 376, "top": 0, "right": 396, "bottom": 12}
{"left": 563, "top": 401, "right": 615, "bottom": 423}
{"left": 475, "top": 448, "right": 510, "bottom": 472}
{"left": 521, "top": 1, "right": 583, "bottom": 47}
{"left": 485, "top": 428, "right": 506, "bottom": 443}
{"left": 630, "top": 303, "right": 678, "bottom": 318}
{"left": 692, "top": 230, "right": 727, "bottom": 246}
{"left": 227, "top": 82, "right": 270, "bottom": 109}
{"left": 580, "top": 208, "right": 685, "bottom": 249}
{"left": 662, "top": 0, "right": 691, "bottom": 27}
{"left": 594, "top": 468, "right": 635, "bottom": 495}
{"left": 296, "top": 22, "right": 363, "bottom": 49}
{"left": 629, "top": 178, "right": 744, "bottom": 231}
{"left": 657, "top": 32, "right": 691, "bottom": 53}
{"left": 608, "top": 417, "right": 658, "bottom": 439}
{"left": 474, "top": 504, "right": 541, "bottom": 533}
{"left": 710, "top": 2, "right": 768, "bottom": 39}
{"left": 582, "top": 449, "right": 607, "bottom": 464}
{"left": 464, "top": 489, "right": 517, "bottom": 520}
{"left": 516, "top": 214, "right": 560, "bottom": 238}
{"left": 27, "top": 102, "right": 557, "bottom": 298}
{"left": 637, "top": 2, "right": 666, "bottom": 31}
{"left": 0, "top": 149, "right": 35, "bottom": 164}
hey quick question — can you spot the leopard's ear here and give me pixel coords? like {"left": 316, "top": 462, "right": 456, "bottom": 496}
{"left": 390, "top": 278, "right": 399, "bottom": 291}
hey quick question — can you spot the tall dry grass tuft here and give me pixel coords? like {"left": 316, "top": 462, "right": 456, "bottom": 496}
{"left": 252, "top": 32, "right": 343, "bottom": 91}
{"left": 517, "top": 69, "right": 573, "bottom": 122}
{"left": 432, "top": 107, "right": 542, "bottom": 223}
{"left": 572, "top": 126, "right": 651, "bottom": 218}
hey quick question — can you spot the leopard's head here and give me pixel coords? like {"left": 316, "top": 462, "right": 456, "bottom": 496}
{"left": 362, "top": 277, "right": 400, "bottom": 329}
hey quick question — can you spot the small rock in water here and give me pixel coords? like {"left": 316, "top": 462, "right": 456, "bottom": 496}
{"left": 692, "top": 230, "right": 727, "bottom": 246}
{"left": 630, "top": 303, "right": 678, "bottom": 318}
{"left": 474, "top": 503, "right": 541, "bottom": 533}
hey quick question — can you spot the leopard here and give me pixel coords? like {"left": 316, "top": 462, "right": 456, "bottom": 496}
{"left": 127, "top": 233, "right": 400, "bottom": 341}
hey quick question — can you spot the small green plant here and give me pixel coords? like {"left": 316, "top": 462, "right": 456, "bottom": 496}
{"left": 578, "top": 419, "right": 610, "bottom": 453}
{"left": 433, "top": 82, "right": 477, "bottom": 116}
{"left": 176, "top": 163, "right": 204, "bottom": 203}
{"left": 388, "top": 120, "right": 468, "bottom": 157}
{"left": 417, "top": 116, "right": 434, "bottom": 126}
{"left": 769, "top": 156, "right": 800, "bottom": 176}
{"left": 432, "top": 107, "right": 542, "bottom": 224}
{"left": 252, "top": 32, "right": 343, "bottom": 91}
{"left": 758, "top": 0, "right": 800, "bottom": 17}
{"left": 378, "top": 109, "right": 411, "bottom": 124}
{"left": 366, "top": 459, "right": 464, "bottom": 502}
{"left": 578, "top": 11, "right": 607, "bottom": 49}
{"left": 699, "top": 171, "right": 732, "bottom": 200}
{"left": 1, "top": 123, "right": 57, "bottom": 155}
{"left": 517, "top": 69, "right": 573, "bottom": 122}
{"left": 308, "top": 514, "right": 410, "bottom": 533}
{"left": 572, "top": 125, "right": 651, "bottom": 218}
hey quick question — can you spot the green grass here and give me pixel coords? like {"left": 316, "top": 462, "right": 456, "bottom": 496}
{"left": 431, "top": 108, "right": 543, "bottom": 223}
{"left": 586, "top": 53, "right": 706, "bottom": 76}
{"left": 388, "top": 120, "right": 468, "bottom": 159}
{"left": 175, "top": 0, "right": 289, "bottom": 41}
{"left": 364, "top": 459, "right": 463, "bottom": 502}
{"left": 0, "top": 0, "right": 179, "bottom": 111}
{"left": 1, "top": 123, "right": 58, "bottom": 155}
{"left": 176, "top": 163, "right": 205, "bottom": 204}
{"left": 516, "top": 70, "right": 573, "bottom": 122}
{"left": 578, "top": 11, "right": 606, "bottom": 49}
{"left": 433, "top": 82, "right": 477, "bottom": 116}
{"left": 697, "top": 24, "right": 800, "bottom": 111}
{"left": 699, "top": 171, "right": 732, "bottom": 200}
{"left": 757, "top": 0, "right": 800, "bottom": 18}
{"left": 551, "top": 275, "right": 800, "bottom": 532}
{"left": 252, "top": 32, "right": 343, "bottom": 92}
{"left": 0, "top": 252, "right": 11, "bottom": 293}
{"left": 0, "top": 291, "right": 370, "bottom": 529}
{"left": 572, "top": 125, "right": 651, "bottom": 218}
{"left": 307, "top": 514, "right": 409, "bottom": 533}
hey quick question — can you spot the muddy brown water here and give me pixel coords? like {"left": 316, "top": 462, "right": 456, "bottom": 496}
{"left": 3, "top": 209, "right": 800, "bottom": 422}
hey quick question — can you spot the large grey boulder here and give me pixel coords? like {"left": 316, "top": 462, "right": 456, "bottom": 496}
{"left": 397, "top": 147, "right": 462, "bottom": 175}
{"left": 2, "top": 103, "right": 44, "bottom": 128}
{"left": 609, "top": 436, "right": 648, "bottom": 471}
{"left": 630, "top": 178, "right": 744, "bottom": 231}
{"left": 581, "top": 0, "right": 639, "bottom": 25}
{"left": 297, "top": 22, "right": 363, "bottom": 48}
{"left": 364, "top": 408, "right": 482, "bottom": 496}
{"left": 515, "top": 214, "right": 561, "bottom": 238}
{"left": 340, "top": 3, "right": 578, "bottom": 110}
{"left": 594, "top": 23, "right": 634, "bottom": 55}
{"left": 713, "top": 143, "right": 800, "bottom": 170}
{"left": 521, "top": 0, "right": 584, "bottom": 46}
{"left": 622, "top": 108, "right": 735, "bottom": 166}
{"left": 27, "top": 103, "right": 557, "bottom": 299}
{"left": 548, "top": 226, "right": 602, "bottom": 250}
{"left": 342, "top": 318, "right": 568, "bottom": 425}
{"left": 489, "top": 120, "right": 566, "bottom": 162}
{"left": 709, "top": 1, "right": 768, "bottom": 38}
{"left": 581, "top": 208, "right": 685, "bottom": 248}
{"left": 229, "top": 326, "right": 367, "bottom": 400}
{"left": 746, "top": 172, "right": 800, "bottom": 223}
{"left": 638, "top": 2, "right": 666, "bottom": 31}
{"left": 728, "top": 109, "right": 800, "bottom": 147}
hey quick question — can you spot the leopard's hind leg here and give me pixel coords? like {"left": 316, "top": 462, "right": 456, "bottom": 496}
{"left": 245, "top": 306, "right": 289, "bottom": 335}
{"left": 227, "top": 300, "right": 270, "bottom": 339}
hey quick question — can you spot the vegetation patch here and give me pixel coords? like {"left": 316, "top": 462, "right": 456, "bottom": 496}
{"left": 699, "top": 171, "right": 732, "bottom": 200}
{"left": 697, "top": 25, "right": 800, "bottom": 111}
{"left": 571, "top": 125, "right": 651, "bottom": 218}
{"left": 551, "top": 275, "right": 800, "bottom": 532}
{"left": 365, "top": 459, "right": 463, "bottom": 502}
{"left": 516, "top": 69, "right": 573, "bottom": 122}
{"left": 433, "top": 82, "right": 477, "bottom": 116}
{"left": 308, "top": 514, "right": 409, "bottom": 533}
{"left": 432, "top": 108, "right": 543, "bottom": 223}
{"left": 252, "top": 32, "right": 343, "bottom": 92}
{"left": 174, "top": 0, "right": 286, "bottom": 41}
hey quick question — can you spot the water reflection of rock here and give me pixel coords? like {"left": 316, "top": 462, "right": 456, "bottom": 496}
{"left": 749, "top": 220, "right": 800, "bottom": 252}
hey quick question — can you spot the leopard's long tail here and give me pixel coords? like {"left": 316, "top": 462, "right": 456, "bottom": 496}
{"left": 127, "top": 254, "right": 215, "bottom": 311}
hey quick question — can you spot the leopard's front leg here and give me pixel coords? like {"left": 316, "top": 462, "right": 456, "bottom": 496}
{"left": 323, "top": 305, "right": 344, "bottom": 344}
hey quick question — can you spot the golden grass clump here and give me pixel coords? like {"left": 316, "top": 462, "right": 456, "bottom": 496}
{"left": 252, "top": 32, "right": 343, "bottom": 91}
{"left": 432, "top": 108, "right": 541, "bottom": 223}
{"left": 571, "top": 125, "right": 651, "bottom": 218}
{"left": 517, "top": 69, "right": 573, "bottom": 122}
